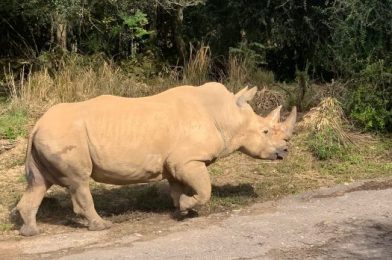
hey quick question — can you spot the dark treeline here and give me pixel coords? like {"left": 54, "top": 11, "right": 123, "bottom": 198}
{"left": 0, "top": 0, "right": 391, "bottom": 131}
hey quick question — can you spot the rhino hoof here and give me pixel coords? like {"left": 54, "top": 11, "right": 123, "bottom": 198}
{"left": 172, "top": 209, "right": 199, "bottom": 220}
{"left": 20, "top": 225, "right": 40, "bottom": 236}
{"left": 9, "top": 207, "right": 22, "bottom": 224}
{"left": 172, "top": 209, "right": 188, "bottom": 220}
{"left": 187, "top": 209, "right": 199, "bottom": 218}
{"left": 88, "top": 220, "right": 112, "bottom": 231}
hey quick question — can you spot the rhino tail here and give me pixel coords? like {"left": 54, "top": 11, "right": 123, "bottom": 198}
{"left": 25, "top": 125, "right": 41, "bottom": 185}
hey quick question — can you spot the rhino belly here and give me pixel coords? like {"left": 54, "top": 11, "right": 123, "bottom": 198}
{"left": 90, "top": 153, "right": 165, "bottom": 185}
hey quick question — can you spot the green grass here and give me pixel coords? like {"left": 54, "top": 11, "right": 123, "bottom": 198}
{"left": 307, "top": 128, "right": 346, "bottom": 160}
{"left": 0, "top": 105, "right": 28, "bottom": 140}
{"left": 209, "top": 166, "right": 224, "bottom": 176}
{"left": 0, "top": 223, "right": 13, "bottom": 232}
{"left": 17, "top": 173, "right": 27, "bottom": 183}
{"left": 319, "top": 158, "right": 392, "bottom": 181}
{"left": 317, "top": 137, "right": 392, "bottom": 181}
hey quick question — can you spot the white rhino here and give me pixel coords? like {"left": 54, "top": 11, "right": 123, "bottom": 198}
{"left": 16, "top": 82, "right": 296, "bottom": 236}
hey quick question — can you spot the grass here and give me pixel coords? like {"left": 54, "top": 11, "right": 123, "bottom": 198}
{"left": 0, "top": 105, "right": 28, "bottom": 140}
{"left": 317, "top": 137, "right": 392, "bottom": 182}
{"left": 3, "top": 54, "right": 171, "bottom": 118}
{"left": 183, "top": 43, "right": 211, "bottom": 86}
{"left": 0, "top": 223, "right": 13, "bottom": 232}
{"left": 307, "top": 128, "right": 346, "bottom": 160}
{"left": 225, "top": 54, "right": 276, "bottom": 93}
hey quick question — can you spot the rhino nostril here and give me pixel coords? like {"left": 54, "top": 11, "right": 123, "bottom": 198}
{"left": 283, "top": 148, "right": 288, "bottom": 152}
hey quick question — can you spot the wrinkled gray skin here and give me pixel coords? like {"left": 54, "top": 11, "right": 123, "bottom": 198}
{"left": 15, "top": 82, "right": 297, "bottom": 236}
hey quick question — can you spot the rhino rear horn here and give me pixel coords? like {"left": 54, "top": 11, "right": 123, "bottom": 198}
{"left": 265, "top": 105, "right": 282, "bottom": 124}
{"left": 235, "top": 87, "right": 257, "bottom": 107}
{"left": 282, "top": 106, "right": 297, "bottom": 137}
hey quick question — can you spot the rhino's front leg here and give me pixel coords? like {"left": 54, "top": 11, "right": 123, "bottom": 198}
{"left": 174, "top": 161, "right": 211, "bottom": 213}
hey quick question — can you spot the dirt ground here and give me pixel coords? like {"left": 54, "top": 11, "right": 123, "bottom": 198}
{"left": 1, "top": 178, "right": 391, "bottom": 259}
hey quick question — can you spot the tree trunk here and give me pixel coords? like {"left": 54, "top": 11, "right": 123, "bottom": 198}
{"left": 173, "top": 6, "right": 187, "bottom": 64}
{"left": 54, "top": 13, "right": 68, "bottom": 51}
{"left": 57, "top": 23, "right": 67, "bottom": 51}
{"left": 150, "top": 1, "right": 159, "bottom": 44}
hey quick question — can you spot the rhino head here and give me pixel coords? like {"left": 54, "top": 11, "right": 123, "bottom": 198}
{"left": 234, "top": 86, "right": 297, "bottom": 160}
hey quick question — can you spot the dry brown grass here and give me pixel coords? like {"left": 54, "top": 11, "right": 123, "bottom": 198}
{"left": 226, "top": 55, "right": 250, "bottom": 92}
{"left": 299, "top": 97, "right": 354, "bottom": 147}
{"left": 226, "top": 53, "right": 275, "bottom": 93}
{"left": 183, "top": 43, "right": 211, "bottom": 85}
{"left": 4, "top": 56, "right": 169, "bottom": 116}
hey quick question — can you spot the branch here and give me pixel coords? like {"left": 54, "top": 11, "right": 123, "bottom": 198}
{"left": 156, "top": 0, "right": 205, "bottom": 10}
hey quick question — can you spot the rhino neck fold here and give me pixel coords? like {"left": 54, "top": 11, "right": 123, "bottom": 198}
{"left": 213, "top": 119, "right": 243, "bottom": 159}
{"left": 213, "top": 120, "right": 229, "bottom": 159}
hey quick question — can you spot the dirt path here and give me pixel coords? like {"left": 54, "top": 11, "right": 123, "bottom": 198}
{"left": 1, "top": 179, "right": 392, "bottom": 260}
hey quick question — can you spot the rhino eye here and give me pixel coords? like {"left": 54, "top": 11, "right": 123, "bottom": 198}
{"left": 263, "top": 129, "right": 269, "bottom": 134}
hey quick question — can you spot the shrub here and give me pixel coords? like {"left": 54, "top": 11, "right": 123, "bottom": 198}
{"left": 348, "top": 85, "right": 391, "bottom": 131}
{"left": 300, "top": 97, "right": 353, "bottom": 160}
{"left": 307, "top": 128, "right": 345, "bottom": 160}
{"left": 344, "top": 60, "right": 392, "bottom": 132}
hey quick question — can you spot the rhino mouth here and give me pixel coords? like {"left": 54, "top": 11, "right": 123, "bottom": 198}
{"left": 276, "top": 154, "right": 284, "bottom": 160}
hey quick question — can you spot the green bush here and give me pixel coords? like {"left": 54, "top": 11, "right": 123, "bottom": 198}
{"left": 348, "top": 85, "right": 391, "bottom": 131}
{"left": 307, "top": 128, "right": 345, "bottom": 160}
{"left": 345, "top": 61, "right": 392, "bottom": 132}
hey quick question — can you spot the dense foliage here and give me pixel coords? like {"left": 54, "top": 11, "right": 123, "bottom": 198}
{"left": 0, "top": 0, "right": 391, "bottom": 131}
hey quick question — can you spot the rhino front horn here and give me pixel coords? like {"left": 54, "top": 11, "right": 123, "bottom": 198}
{"left": 283, "top": 106, "right": 297, "bottom": 137}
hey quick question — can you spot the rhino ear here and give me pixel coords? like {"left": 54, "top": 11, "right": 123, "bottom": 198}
{"left": 236, "top": 87, "right": 257, "bottom": 107}
{"left": 235, "top": 86, "right": 249, "bottom": 98}
{"left": 265, "top": 105, "right": 282, "bottom": 124}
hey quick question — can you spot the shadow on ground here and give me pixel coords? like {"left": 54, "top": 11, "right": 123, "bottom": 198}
{"left": 10, "top": 181, "right": 257, "bottom": 229}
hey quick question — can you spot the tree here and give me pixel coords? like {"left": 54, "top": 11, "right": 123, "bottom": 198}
{"left": 157, "top": 0, "right": 205, "bottom": 63}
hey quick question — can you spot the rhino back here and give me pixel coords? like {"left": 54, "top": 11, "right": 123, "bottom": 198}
{"left": 83, "top": 92, "right": 224, "bottom": 166}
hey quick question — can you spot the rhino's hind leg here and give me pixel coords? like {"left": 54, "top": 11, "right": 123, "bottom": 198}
{"left": 69, "top": 182, "right": 112, "bottom": 231}
{"left": 17, "top": 181, "right": 51, "bottom": 236}
{"left": 175, "top": 161, "right": 211, "bottom": 213}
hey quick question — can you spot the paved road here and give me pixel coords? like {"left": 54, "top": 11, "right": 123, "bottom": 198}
{"left": 2, "top": 180, "right": 392, "bottom": 259}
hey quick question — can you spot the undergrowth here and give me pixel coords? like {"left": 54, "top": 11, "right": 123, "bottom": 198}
{"left": 307, "top": 128, "right": 346, "bottom": 160}
{"left": 4, "top": 54, "right": 171, "bottom": 112}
